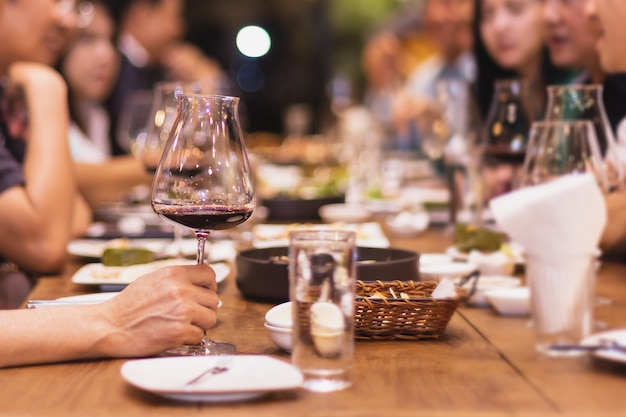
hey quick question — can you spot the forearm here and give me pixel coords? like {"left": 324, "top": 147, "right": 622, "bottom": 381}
{"left": 14, "top": 64, "right": 76, "bottom": 248}
{"left": 74, "top": 157, "right": 150, "bottom": 206}
{"left": 0, "top": 306, "right": 111, "bottom": 368}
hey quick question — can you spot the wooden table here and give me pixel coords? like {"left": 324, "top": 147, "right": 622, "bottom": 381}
{"left": 2, "top": 226, "right": 626, "bottom": 417}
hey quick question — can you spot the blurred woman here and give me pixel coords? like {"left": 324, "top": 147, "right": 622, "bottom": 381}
{"left": 472, "top": 0, "right": 574, "bottom": 199}
{"left": 59, "top": 0, "right": 149, "bottom": 206}
{"left": 473, "top": 0, "right": 571, "bottom": 119}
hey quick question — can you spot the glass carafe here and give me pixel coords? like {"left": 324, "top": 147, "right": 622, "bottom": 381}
{"left": 545, "top": 84, "right": 623, "bottom": 191}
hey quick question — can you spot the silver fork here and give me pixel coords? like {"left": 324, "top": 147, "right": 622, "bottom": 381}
{"left": 183, "top": 355, "right": 233, "bottom": 387}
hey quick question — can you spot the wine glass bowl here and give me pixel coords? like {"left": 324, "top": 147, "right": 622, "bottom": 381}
{"left": 544, "top": 84, "right": 623, "bottom": 191}
{"left": 481, "top": 79, "right": 534, "bottom": 198}
{"left": 519, "top": 120, "right": 609, "bottom": 192}
{"left": 151, "top": 93, "right": 255, "bottom": 355}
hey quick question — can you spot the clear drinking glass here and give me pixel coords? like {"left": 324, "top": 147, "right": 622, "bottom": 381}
{"left": 519, "top": 120, "right": 610, "bottom": 193}
{"left": 544, "top": 84, "right": 623, "bottom": 191}
{"left": 151, "top": 94, "right": 256, "bottom": 355}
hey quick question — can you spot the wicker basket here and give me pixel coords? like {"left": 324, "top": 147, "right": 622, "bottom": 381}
{"left": 354, "top": 280, "right": 465, "bottom": 340}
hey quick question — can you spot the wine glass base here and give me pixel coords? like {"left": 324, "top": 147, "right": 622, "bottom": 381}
{"left": 162, "top": 341, "right": 237, "bottom": 356}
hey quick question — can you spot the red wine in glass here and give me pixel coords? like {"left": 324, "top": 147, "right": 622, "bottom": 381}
{"left": 154, "top": 204, "right": 253, "bottom": 231}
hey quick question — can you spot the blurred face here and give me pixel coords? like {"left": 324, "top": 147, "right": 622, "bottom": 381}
{"left": 131, "top": 0, "right": 185, "bottom": 60}
{"left": 480, "top": 0, "right": 545, "bottom": 72}
{"left": 587, "top": 0, "right": 626, "bottom": 72}
{"left": 0, "top": 0, "right": 78, "bottom": 67}
{"left": 542, "top": 0, "right": 599, "bottom": 69}
{"left": 61, "top": 2, "right": 119, "bottom": 101}
{"left": 424, "top": 0, "right": 474, "bottom": 61}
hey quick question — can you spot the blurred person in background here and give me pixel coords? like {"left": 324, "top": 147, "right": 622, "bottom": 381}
{"left": 58, "top": 0, "right": 150, "bottom": 206}
{"left": 587, "top": 0, "right": 626, "bottom": 257}
{"left": 542, "top": 0, "right": 626, "bottom": 145}
{"left": 376, "top": 0, "right": 475, "bottom": 159}
{"left": 0, "top": 0, "right": 91, "bottom": 307}
{"left": 472, "top": 0, "right": 572, "bottom": 200}
{"left": 0, "top": 0, "right": 221, "bottom": 367}
{"left": 106, "top": 0, "right": 224, "bottom": 155}
{"left": 474, "top": 0, "right": 572, "bottom": 119}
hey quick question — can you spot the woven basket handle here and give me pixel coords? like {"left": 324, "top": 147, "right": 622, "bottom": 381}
{"left": 456, "top": 269, "right": 480, "bottom": 297}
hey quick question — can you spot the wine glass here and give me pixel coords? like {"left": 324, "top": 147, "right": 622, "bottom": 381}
{"left": 133, "top": 81, "right": 200, "bottom": 257}
{"left": 151, "top": 94, "right": 255, "bottom": 355}
{"left": 519, "top": 120, "right": 609, "bottom": 192}
{"left": 544, "top": 84, "right": 624, "bottom": 191}
{"left": 481, "top": 79, "right": 534, "bottom": 199}
{"left": 519, "top": 119, "right": 610, "bottom": 326}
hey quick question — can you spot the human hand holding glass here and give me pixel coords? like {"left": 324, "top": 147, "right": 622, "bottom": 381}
{"left": 151, "top": 94, "right": 255, "bottom": 355}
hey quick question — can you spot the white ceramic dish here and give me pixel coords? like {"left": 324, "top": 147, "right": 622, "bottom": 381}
{"left": 581, "top": 329, "right": 626, "bottom": 364}
{"left": 464, "top": 275, "right": 523, "bottom": 307}
{"left": 318, "top": 204, "right": 371, "bottom": 224}
{"left": 446, "top": 243, "right": 525, "bottom": 266}
{"left": 121, "top": 355, "right": 303, "bottom": 402}
{"left": 419, "top": 262, "right": 477, "bottom": 281}
{"left": 71, "top": 260, "right": 230, "bottom": 287}
{"left": 264, "top": 301, "right": 293, "bottom": 329}
{"left": 251, "top": 222, "right": 390, "bottom": 249}
{"left": 419, "top": 253, "right": 454, "bottom": 266}
{"left": 264, "top": 323, "right": 292, "bottom": 351}
{"left": 385, "top": 211, "right": 429, "bottom": 236}
{"left": 68, "top": 239, "right": 236, "bottom": 261}
{"left": 484, "top": 286, "right": 530, "bottom": 316}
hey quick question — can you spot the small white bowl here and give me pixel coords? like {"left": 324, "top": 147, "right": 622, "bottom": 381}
{"left": 319, "top": 204, "right": 371, "bottom": 223}
{"left": 484, "top": 286, "right": 530, "bottom": 316}
{"left": 264, "top": 322, "right": 292, "bottom": 351}
{"left": 264, "top": 301, "right": 293, "bottom": 329}
{"left": 419, "top": 253, "right": 454, "bottom": 266}
{"left": 385, "top": 211, "right": 429, "bottom": 236}
{"left": 462, "top": 275, "right": 522, "bottom": 307}
{"left": 419, "top": 262, "right": 476, "bottom": 281}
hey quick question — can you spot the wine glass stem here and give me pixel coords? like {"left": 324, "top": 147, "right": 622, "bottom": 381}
{"left": 196, "top": 232, "right": 208, "bottom": 265}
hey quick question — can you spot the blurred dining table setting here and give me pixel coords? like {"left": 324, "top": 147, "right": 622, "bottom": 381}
{"left": 3, "top": 207, "right": 626, "bottom": 417}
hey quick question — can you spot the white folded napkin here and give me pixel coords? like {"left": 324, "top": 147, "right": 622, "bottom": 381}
{"left": 489, "top": 173, "right": 606, "bottom": 259}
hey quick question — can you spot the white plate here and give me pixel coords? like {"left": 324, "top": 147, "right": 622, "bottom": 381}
{"left": 318, "top": 204, "right": 371, "bottom": 224}
{"left": 120, "top": 355, "right": 303, "bottom": 402}
{"left": 71, "top": 260, "right": 230, "bottom": 286}
{"left": 483, "top": 286, "right": 529, "bottom": 316}
{"left": 68, "top": 239, "right": 236, "bottom": 261}
{"left": 581, "top": 329, "right": 626, "bottom": 364}
{"left": 251, "top": 222, "right": 389, "bottom": 249}
{"left": 446, "top": 243, "right": 525, "bottom": 265}
{"left": 419, "top": 262, "right": 477, "bottom": 280}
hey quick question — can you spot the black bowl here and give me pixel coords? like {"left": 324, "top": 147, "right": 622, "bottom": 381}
{"left": 262, "top": 195, "right": 344, "bottom": 221}
{"left": 236, "top": 246, "right": 419, "bottom": 302}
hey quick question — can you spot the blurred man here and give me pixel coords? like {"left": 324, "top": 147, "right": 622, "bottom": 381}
{"left": 589, "top": 0, "right": 626, "bottom": 256}
{"left": 586, "top": 0, "right": 626, "bottom": 74}
{"left": 107, "top": 0, "right": 223, "bottom": 154}
{"left": 542, "top": 0, "right": 603, "bottom": 83}
{"left": 405, "top": 0, "right": 475, "bottom": 98}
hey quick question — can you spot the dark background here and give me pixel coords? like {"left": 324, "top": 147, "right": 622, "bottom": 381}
{"left": 184, "top": 0, "right": 412, "bottom": 135}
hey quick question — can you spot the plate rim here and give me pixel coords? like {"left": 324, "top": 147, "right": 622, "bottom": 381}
{"left": 120, "top": 355, "right": 303, "bottom": 398}
{"left": 71, "top": 261, "right": 230, "bottom": 286}
{"left": 581, "top": 329, "right": 626, "bottom": 363}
